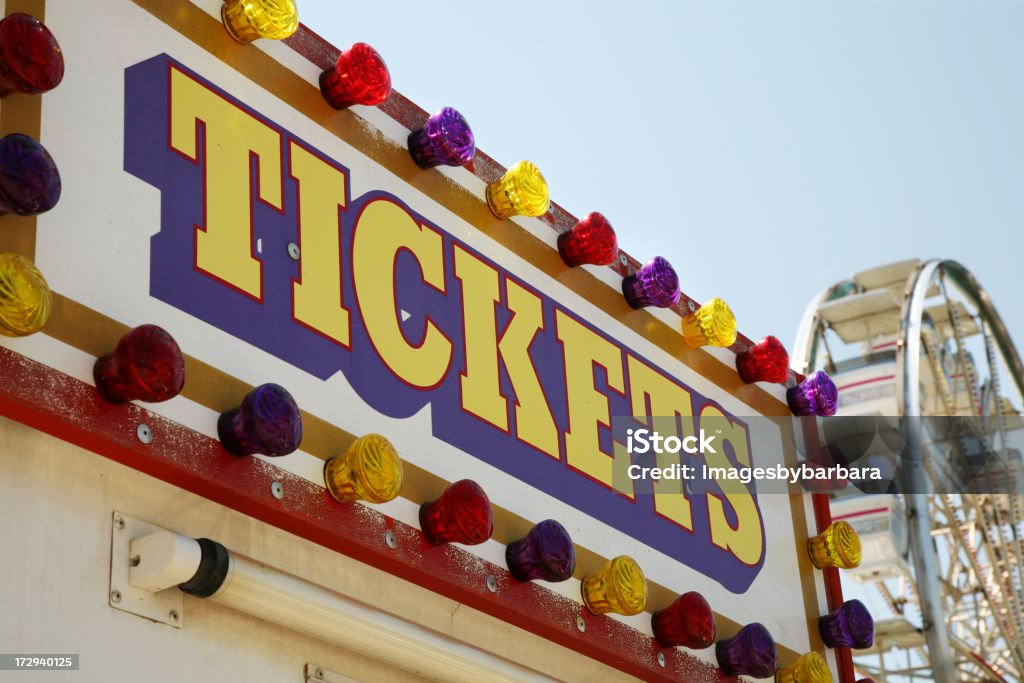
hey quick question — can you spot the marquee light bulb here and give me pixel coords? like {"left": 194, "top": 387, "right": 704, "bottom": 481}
{"left": 736, "top": 335, "right": 790, "bottom": 383}
{"left": 0, "top": 13, "right": 64, "bottom": 96}
{"left": 787, "top": 370, "right": 838, "bottom": 417}
{"left": 651, "top": 591, "right": 716, "bottom": 650}
{"left": 0, "top": 253, "right": 50, "bottom": 337}
{"left": 819, "top": 599, "right": 874, "bottom": 649}
{"left": 485, "top": 160, "right": 549, "bottom": 219}
{"left": 621, "top": 256, "right": 680, "bottom": 309}
{"left": 682, "top": 297, "right": 737, "bottom": 348}
{"left": 715, "top": 623, "right": 777, "bottom": 678}
{"left": 808, "top": 521, "right": 861, "bottom": 570}
{"left": 0, "top": 133, "right": 61, "bottom": 216}
{"left": 408, "top": 107, "right": 475, "bottom": 169}
{"left": 419, "top": 479, "right": 494, "bottom": 545}
{"left": 218, "top": 383, "right": 303, "bottom": 457}
{"left": 505, "top": 519, "right": 575, "bottom": 583}
{"left": 775, "top": 652, "right": 832, "bottom": 683}
{"left": 221, "top": 0, "right": 298, "bottom": 43}
{"left": 557, "top": 212, "right": 618, "bottom": 268}
{"left": 323, "top": 433, "right": 404, "bottom": 504}
{"left": 319, "top": 42, "right": 391, "bottom": 109}
{"left": 580, "top": 555, "right": 648, "bottom": 616}
{"left": 94, "top": 325, "right": 186, "bottom": 404}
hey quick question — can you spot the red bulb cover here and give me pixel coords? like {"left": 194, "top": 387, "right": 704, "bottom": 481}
{"left": 651, "top": 591, "right": 716, "bottom": 649}
{"left": 735, "top": 335, "right": 790, "bottom": 384}
{"left": 0, "top": 13, "right": 64, "bottom": 97}
{"left": 419, "top": 479, "right": 494, "bottom": 545}
{"left": 93, "top": 324, "right": 186, "bottom": 403}
{"left": 319, "top": 42, "right": 391, "bottom": 109}
{"left": 557, "top": 212, "right": 618, "bottom": 267}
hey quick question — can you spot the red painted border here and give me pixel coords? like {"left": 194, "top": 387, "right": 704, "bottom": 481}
{"left": 0, "top": 345, "right": 732, "bottom": 682}
{"left": 804, "top": 406, "right": 855, "bottom": 683}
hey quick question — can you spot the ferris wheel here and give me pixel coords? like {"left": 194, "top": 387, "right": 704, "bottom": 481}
{"left": 793, "top": 259, "right": 1024, "bottom": 682}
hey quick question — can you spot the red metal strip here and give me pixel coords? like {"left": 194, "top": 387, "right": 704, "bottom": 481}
{"left": 0, "top": 345, "right": 730, "bottom": 682}
{"left": 801, "top": 410, "right": 855, "bottom": 683}
{"left": 831, "top": 507, "right": 889, "bottom": 522}
{"left": 836, "top": 375, "right": 896, "bottom": 392}
{"left": 811, "top": 490, "right": 856, "bottom": 683}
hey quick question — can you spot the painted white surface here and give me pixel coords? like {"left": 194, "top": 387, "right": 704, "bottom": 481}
{"left": 14, "top": 0, "right": 826, "bottom": 657}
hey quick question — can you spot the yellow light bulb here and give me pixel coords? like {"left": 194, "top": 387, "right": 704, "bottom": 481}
{"left": 775, "top": 652, "right": 832, "bottom": 683}
{"left": 221, "top": 0, "right": 299, "bottom": 43}
{"left": 682, "top": 297, "right": 737, "bottom": 349}
{"left": 808, "top": 521, "right": 861, "bottom": 570}
{"left": 323, "top": 434, "right": 404, "bottom": 504}
{"left": 485, "top": 160, "right": 549, "bottom": 219}
{"left": 0, "top": 253, "right": 51, "bottom": 337}
{"left": 581, "top": 555, "right": 648, "bottom": 616}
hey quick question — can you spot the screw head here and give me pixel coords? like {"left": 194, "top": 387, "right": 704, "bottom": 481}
{"left": 687, "top": 300, "right": 696, "bottom": 312}
{"left": 576, "top": 614, "right": 586, "bottom": 632}
{"left": 658, "top": 652, "right": 666, "bottom": 667}
{"left": 314, "top": 669, "right": 324, "bottom": 680}
{"left": 618, "top": 252, "right": 628, "bottom": 266}
{"left": 384, "top": 530, "right": 397, "bottom": 549}
{"left": 169, "top": 610, "right": 179, "bottom": 622}
{"left": 485, "top": 575, "right": 498, "bottom": 593}
{"left": 136, "top": 423, "right": 153, "bottom": 444}
{"left": 110, "top": 589, "right": 122, "bottom": 603}
{"left": 270, "top": 481, "right": 284, "bottom": 500}
{"left": 114, "top": 516, "right": 125, "bottom": 530}
{"left": 287, "top": 242, "right": 301, "bottom": 260}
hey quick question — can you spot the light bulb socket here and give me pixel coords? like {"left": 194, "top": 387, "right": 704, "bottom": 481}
{"left": 94, "top": 324, "right": 186, "bottom": 404}
{"left": 621, "top": 257, "right": 680, "bottom": 309}
{"left": 0, "top": 13, "right": 64, "bottom": 97}
{"left": 0, "top": 133, "right": 60, "bottom": 216}
{"left": 408, "top": 107, "right": 475, "bottom": 169}
{"left": 218, "top": 383, "right": 303, "bottom": 457}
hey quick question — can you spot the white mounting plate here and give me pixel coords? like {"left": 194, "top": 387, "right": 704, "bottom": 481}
{"left": 109, "top": 511, "right": 184, "bottom": 628}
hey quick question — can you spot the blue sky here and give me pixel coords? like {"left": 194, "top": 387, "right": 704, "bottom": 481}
{"left": 300, "top": 1, "right": 1024, "bottom": 358}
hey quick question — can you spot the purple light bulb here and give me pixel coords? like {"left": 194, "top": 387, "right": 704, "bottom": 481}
{"left": 715, "top": 622, "right": 777, "bottom": 678}
{"left": 0, "top": 133, "right": 60, "bottom": 216}
{"left": 621, "top": 256, "right": 680, "bottom": 309}
{"left": 787, "top": 370, "right": 839, "bottom": 417}
{"left": 407, "top": 107, "right": 475, "bottom": 169}
{"left": 505, "top": 519, "right": 576, "bottom": 582}
{"left": 218, "top": 383, "right": 302, "bottom": 457}
{"left": 819, "top": 599, "right": 874, "bottom": 649}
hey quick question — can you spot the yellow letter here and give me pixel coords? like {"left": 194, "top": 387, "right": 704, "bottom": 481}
{"left": 502, "top": 279, "right": 559, "bottom": 459}
{"left": 555, "top": 310, "right": 632, "bottom": 494}
{"left": 453, "top": 248, "right": 559, "bottom": 458}
{"left": 352, "top": 199, "right": 452, "bottom": 389}
{"left": 453, "top": 246, "right": 506, "bottom": 430}
{"left": 626, "top": 355, "right": 695, "bottom": 531}
{"left": 702, "top": 405, "right": 764, "bottom": 565}
{"left": 289, "top": 141, "right": 351, "bottom": 347}
{"left": 169, "top": 65, "right": 281, "bottom": 299}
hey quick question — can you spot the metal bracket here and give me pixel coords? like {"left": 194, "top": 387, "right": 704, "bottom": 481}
{"left": 109, "top": 511, "right": 184, "bottom": 628}
{"left": 305, "top": 663, "right": 361, "bottom": 683}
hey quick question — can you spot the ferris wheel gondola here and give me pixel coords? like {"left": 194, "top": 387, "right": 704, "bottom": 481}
{"left": 793, "top": 259, "right": 1024, "bottom": 682}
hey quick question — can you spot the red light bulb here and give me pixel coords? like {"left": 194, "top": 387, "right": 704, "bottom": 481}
{"left": 735, "top": 335, "right": 790, "bottom": 384}
{"left": 93, "top": 325, "right": 185, "bottom": 403}
{"left": 0, "top": 13, "right": 64, "bottom": 97}
{"left": 557, "top": 212, "right": 618, "bottom": 267}
{"left": 319, "top": 42, "right": 391, "bottom": 109}
{"left": 419, "top": 479, "right": 494, "bottom": 545}
{"left": 651, "top": 591, "right": 716, "bottom": 650}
